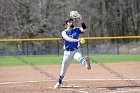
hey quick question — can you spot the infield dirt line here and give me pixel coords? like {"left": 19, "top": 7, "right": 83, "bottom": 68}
{"left": 61, "top": 88, "right": 89, "bottom": 93}
{"left": 0, "top": 78, "right": 140, "bottom": 85}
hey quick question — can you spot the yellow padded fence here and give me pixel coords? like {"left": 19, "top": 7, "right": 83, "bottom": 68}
{"left": 0, "top": 36, "right": 140, "bottom": 42}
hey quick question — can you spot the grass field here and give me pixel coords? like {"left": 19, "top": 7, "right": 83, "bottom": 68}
{"left": 0, "top": 54, "right": 140, "bottom": 67}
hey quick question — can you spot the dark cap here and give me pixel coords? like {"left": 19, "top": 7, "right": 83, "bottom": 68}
{"left": 63, "top": 18, "right": 74, "bottom": 25}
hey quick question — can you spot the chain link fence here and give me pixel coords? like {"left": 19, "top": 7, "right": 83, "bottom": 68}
{"left": 0, "top": 37, "right": 140, "bottom": 56}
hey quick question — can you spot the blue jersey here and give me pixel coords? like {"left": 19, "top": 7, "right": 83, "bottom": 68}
{"left": 62, "top": 27, "right": 83, "bottom": 50}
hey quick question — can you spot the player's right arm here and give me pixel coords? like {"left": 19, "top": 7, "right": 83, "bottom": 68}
{"left": 62, "top": 31, "right": 80, "bottom": 42}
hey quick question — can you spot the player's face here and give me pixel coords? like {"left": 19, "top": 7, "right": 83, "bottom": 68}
{"left": 67, "top": 21, "right": 74, "bottom": 26}
{"left": 67, "top": 21, "right": 74, "bottom": 28}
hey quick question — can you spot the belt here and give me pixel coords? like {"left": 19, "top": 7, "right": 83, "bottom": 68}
{"left": 66, "top": 48, "right": 78, "bottom": 51}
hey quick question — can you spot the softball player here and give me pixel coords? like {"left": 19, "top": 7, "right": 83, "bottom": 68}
{"left": 54, "top": 18, "right": 91, "bottom": 89}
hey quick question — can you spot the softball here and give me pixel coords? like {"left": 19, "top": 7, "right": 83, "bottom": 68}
{"left": 80, "top": 38, "right": 85, "bottom": 44}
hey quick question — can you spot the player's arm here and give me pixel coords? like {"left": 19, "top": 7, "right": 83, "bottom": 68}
{"left": 62, "top": 31, "right": 80, "bottom": 42}
{"left": 79, "top": 18, "right": 87, "bottom": 32}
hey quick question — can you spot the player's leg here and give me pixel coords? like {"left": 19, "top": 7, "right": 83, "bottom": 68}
{"left": 60, "top": 50, "right": 74, "bottom": 76}
{"left": 74, "top": 49, "right": 91, "bottom": 70}
{"left": 54, "top": 50, "right": 73, "bottom": 89}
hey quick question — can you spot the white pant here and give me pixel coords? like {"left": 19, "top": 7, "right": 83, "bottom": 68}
{"left": 60, "top": 48, "right": 87, "bottom": 76}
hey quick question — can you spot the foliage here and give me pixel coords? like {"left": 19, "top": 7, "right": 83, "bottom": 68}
{"left": 0, "top": 0, "right": 140, "bottom": 50}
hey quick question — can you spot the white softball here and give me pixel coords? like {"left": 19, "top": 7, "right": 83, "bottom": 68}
{"left": 80, "top": 38, "right": 85, "bottom": 44}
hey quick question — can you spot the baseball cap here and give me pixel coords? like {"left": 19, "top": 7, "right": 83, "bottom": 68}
{"left": 63, "top": 18, "right": 74, "bottom": 25}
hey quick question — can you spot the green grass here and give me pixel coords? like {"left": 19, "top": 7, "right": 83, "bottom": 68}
{"left": 0, "top": 54, "right": 140, "bottom": 67}
{"left": 0, "top": 55, "right": 63, "bottom": 66}
{"left": 90, "top": 54, "right": 140, "bottom": 63}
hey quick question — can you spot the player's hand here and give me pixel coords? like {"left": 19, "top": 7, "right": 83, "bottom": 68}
{"left": 78, "top": 18, "right": 84, "bottom": 23}
{"left": 79, "top": 38, "right": 85, "bottom": 44}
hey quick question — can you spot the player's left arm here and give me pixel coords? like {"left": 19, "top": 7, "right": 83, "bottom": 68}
{"left": 79, "top": 18, "right": 87, "bottom": 32}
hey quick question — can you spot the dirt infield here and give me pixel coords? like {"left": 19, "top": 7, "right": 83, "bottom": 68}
{"left": 0, "top": 62, "right": 140, "bottom": 93}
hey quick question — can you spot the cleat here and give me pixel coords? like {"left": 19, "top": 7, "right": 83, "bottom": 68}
{"left": 85, "top": 56, "right": 91, "bottom": 70}
{"left": 54, "top": 75, "right": 64, "bottom": 89}
{"left": 54, "top": 82, "right": 61, "bottom": 89}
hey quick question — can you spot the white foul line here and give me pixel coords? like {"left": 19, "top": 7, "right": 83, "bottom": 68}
{"left": 0, "top": 80, "right": 54, "bottom": 85}
{"left": 68, "top": 78, "right": 140, "bottom": 81}
{"left": 0, "top": 78, "right": 140, "bottom": 85}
